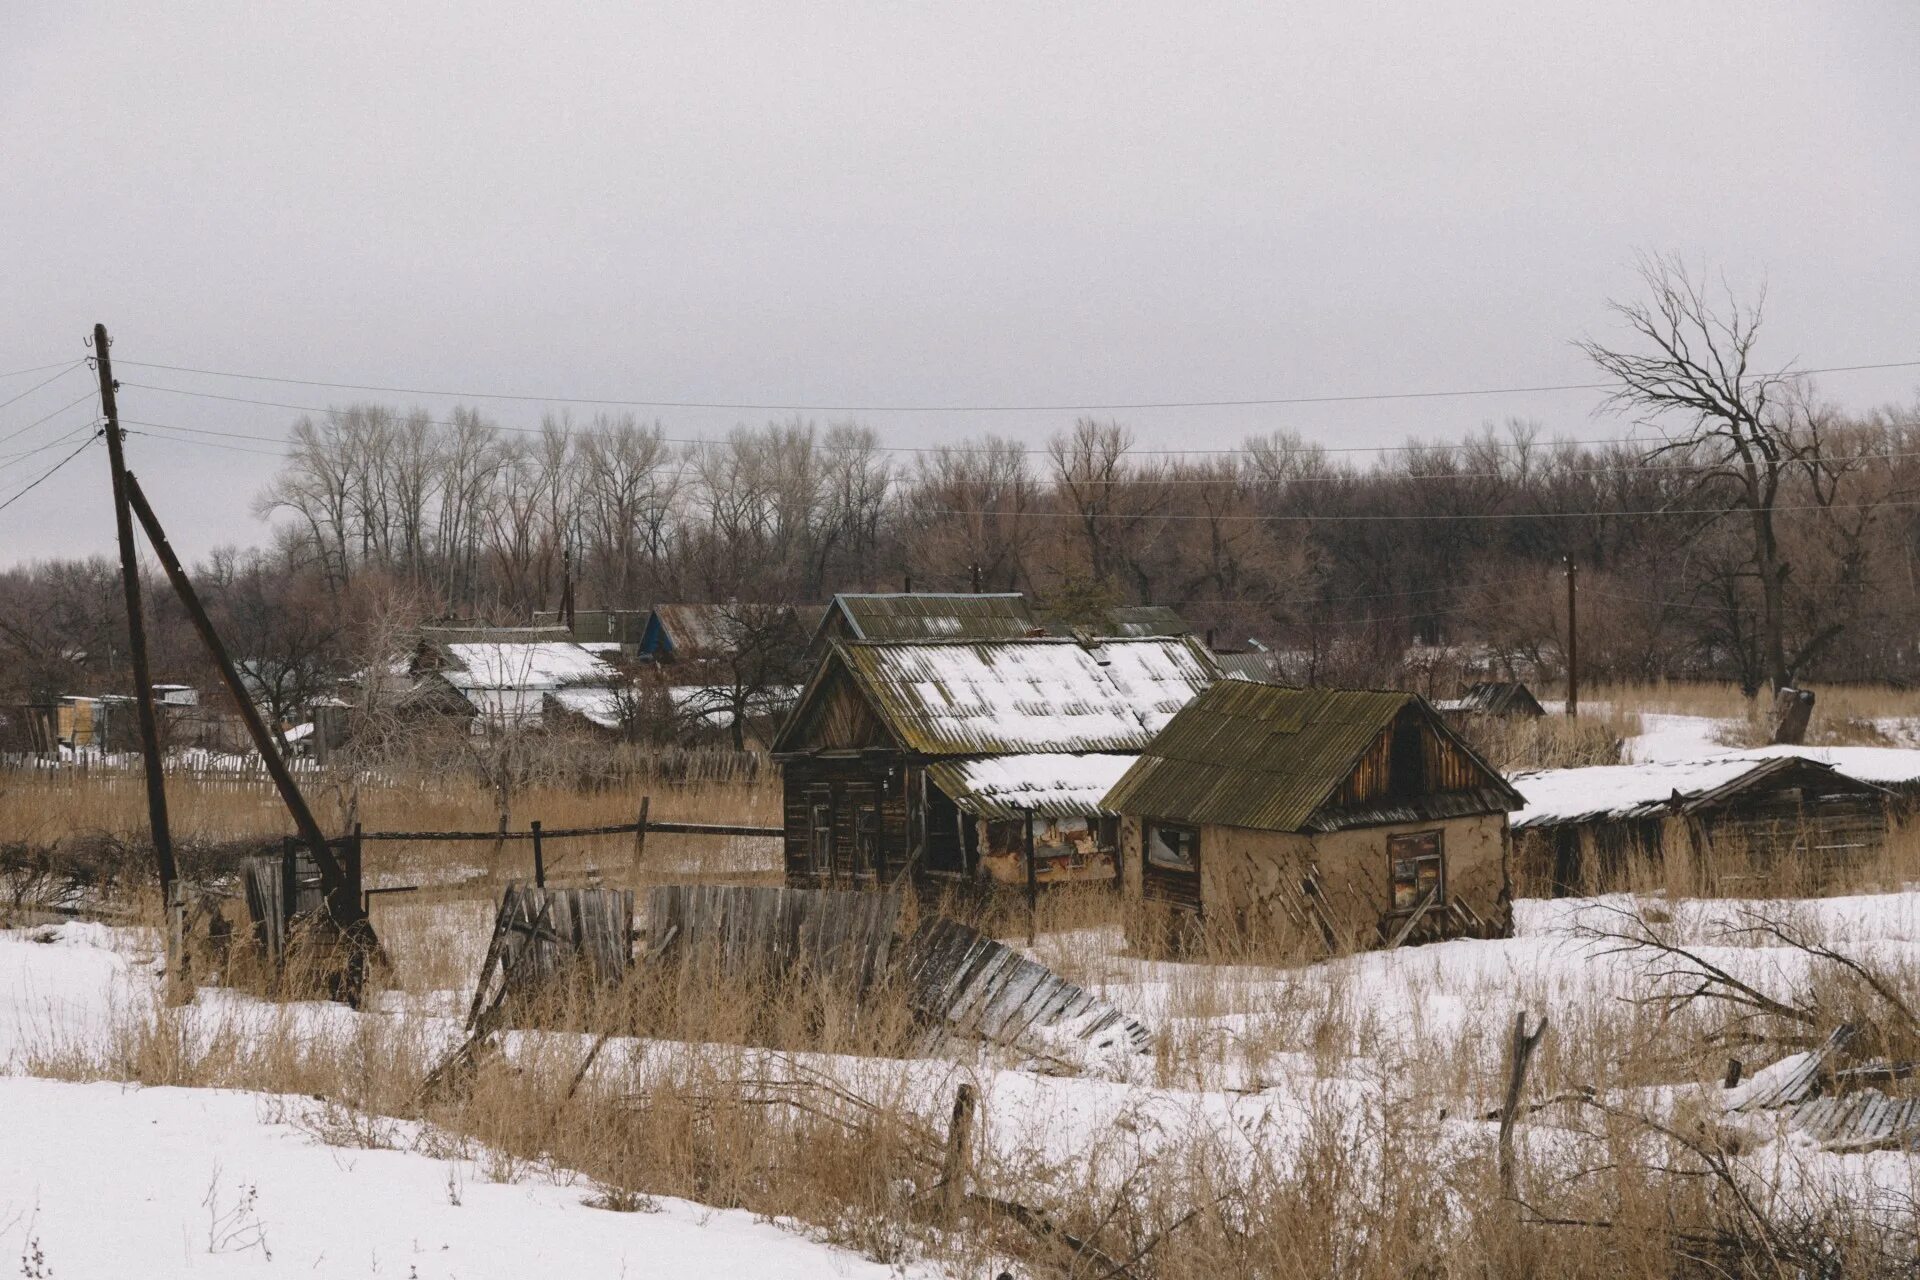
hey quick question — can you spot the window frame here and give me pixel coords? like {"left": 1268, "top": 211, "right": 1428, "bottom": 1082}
{"left": 1145, "top": 821, "right": 1201, "bottom": 875}
{"left": 1387, "top": 829, "right": 1445, "bottom": 913}
{"left": 809, "top": 800, "right": 834, "bottom": 876}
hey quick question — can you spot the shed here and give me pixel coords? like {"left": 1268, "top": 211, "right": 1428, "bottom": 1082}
{"left": 1104, "top": 682, "right": 1523, "bottom": 952}
{"left": 1045, "top": 604, "right": 1192, "bottom": 639}
{"left": 1434, "top": 681, "right": 1546, "bottom": 720}
{"left": 411, "top": 631, "right": 617, "bottom": 729}
{"left": 807, "top": 592, "right": 1040, "bottom": 659}
{"left": 1511, "top": 755, "right": 1890, "bottom": 896}
{"left": 771, "top": 635, "right": 1218, "bottom": 890}
{"left": 642, "top": 603, "right": 825, "bottom": 664}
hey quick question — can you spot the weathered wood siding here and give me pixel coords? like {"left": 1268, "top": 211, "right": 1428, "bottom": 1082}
{"left": 1329, "top": 707, "right": 1489, "bottom": 810}
{"left": 782, "top": 755, "right": 914, "bottom": 886}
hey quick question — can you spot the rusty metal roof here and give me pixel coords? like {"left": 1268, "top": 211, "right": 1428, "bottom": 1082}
{"left": 827, "top": 593, "right": 1039, "bottom": 642}
{"left": 1104, "top": 682, "right": 1517, "bottom": 832}
{"left": 802, "top": 635, "right": 1217, "bottom": 756}
{"left": 1045, "top": 605, "right": 1192, "bottom": 639}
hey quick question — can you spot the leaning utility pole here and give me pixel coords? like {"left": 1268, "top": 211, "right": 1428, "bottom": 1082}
{"left": 1564, "top": 557, "right": 1579, "bottom": 718}
{"left": 92, "top": 323, "right": 177, "bottom": 896}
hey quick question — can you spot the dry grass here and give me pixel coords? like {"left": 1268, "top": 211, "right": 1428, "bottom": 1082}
{"left": 22, "top": 891, "right": 1920, "bottom": 1278}
{"left": 1593, "top": 679, "right": 1920, "bottom": 747}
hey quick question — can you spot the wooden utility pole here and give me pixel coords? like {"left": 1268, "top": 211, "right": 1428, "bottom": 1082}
{"left": 1564, "top": 557, "right": 1579, "bottom": 718}
{"left": 91, "top": 324, "right": 177, "bottom": 897}
{"left": 122, "top": 472, "right": 365, "bottom": 937}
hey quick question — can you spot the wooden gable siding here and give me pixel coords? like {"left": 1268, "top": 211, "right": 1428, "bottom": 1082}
{"left": 1329, "top": 706, "right": 1487, "bottom": 810}
{"left": 786, "top": 664, "right": 894, "bottom": 753}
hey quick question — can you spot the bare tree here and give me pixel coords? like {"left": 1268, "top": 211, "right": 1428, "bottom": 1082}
{"left": 1580, "top": 255, "right": 1836, "bottom": 689}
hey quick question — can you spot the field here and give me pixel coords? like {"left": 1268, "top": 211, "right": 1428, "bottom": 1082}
{"left": 8, "top": 686, "right": 1920, "bottom": 1277}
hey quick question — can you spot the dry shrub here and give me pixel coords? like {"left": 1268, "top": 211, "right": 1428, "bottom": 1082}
{"left": 1456, "top": 707, "right": 1638, "bottom": 771}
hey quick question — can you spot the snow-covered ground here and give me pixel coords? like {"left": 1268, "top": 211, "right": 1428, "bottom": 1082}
{"left": 8, "top": 871, "right": 1920, "bottom": 1274}
{"left": 0, "top": 1077, "right": 927, "bottom": 1279}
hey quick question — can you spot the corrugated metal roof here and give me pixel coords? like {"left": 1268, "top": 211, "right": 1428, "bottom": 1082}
{"left": 927, "top": 753, "right": 1137, "bottom": 818}
{"left": 646, "top": 603, "right": 820, "bottom": 658}
{"left": 1511, "top": 754, "right": 1886, "bottom": 829}
{"left": 1045, "top": 605, "right": 1192, "bottom": 639}
{"left": 828, "top": 636, "right": 1217, "bottom": 755}
{"left": 1104, "top": 682, "right": 1516, "bottom": 832}
{"left": 831, "top": 593, "right": 1038, "bottom": 642}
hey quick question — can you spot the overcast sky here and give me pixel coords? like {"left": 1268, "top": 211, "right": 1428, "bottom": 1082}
{"left": 3, "top": 2, "right": 1917, "bottom": 566}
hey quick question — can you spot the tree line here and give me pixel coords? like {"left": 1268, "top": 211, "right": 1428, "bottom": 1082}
{"left": 4, "top": 258, "right": 1918, "bottom": 714}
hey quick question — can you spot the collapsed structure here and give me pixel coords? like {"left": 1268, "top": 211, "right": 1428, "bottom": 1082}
{"left": 1105, "top": 682, "right": 1522, "bottom": 951}
{"left": 1511, "top": 754, "right": 1890, "bottom": 895}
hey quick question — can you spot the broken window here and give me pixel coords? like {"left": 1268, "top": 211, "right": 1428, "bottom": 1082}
{"left": 810, "top": 802, "right": 833, "bottom": 875}
{"left": 854, "top": 806, "right": 880, "bottom": 875}
{"left": 1389, "top": 830, "right": 1443, "bottom": 910}
{"left": 1146, "top": 822, "right": 1199, "bottom": 873}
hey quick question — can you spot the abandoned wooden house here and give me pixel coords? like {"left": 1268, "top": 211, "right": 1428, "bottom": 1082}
{"left": 1511, "top": 755, "right": 1890, "bottom": 895}
{"left": 409, "top": 626, "right": 617, "bottom": 730}
{"left": 771, "top": 635, "right": 1219, "bottom": 889}
{"left": 806, "top": 592, "right": 1042, "bottom": 660}
{"left": 532, "top": 607, "right": 651, "bottom": 656}
{"left": 1434, "top": 681, "right": 1546, "bottom": 721}
{"left": 640, "top": 602, "right": 824, "bottom": 665}
{"left": 1103, "top": 682, "right": 1524, "bottom": 952}
{"left": 1046, "top": 604, "right": 1192, "bottom": 640}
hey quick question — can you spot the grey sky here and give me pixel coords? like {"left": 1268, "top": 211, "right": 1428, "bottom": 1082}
{"left": 3, "top": 2, "right": 1917, "bottom": 565}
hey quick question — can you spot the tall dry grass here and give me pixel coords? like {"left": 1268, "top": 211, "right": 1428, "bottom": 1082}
{"left": 23, "top": 892, "right": 1920, "bottom": 1279}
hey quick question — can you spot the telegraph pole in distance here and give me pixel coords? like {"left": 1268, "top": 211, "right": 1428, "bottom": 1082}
{"left": 1564, "top": 557, "right": 1579, "bottom": 719}
{"left": 91, "top": 325, "right": 179, "bottom": 896}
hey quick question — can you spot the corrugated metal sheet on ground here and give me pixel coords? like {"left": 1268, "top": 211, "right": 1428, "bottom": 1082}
{"left": 836, "top": 635, "right": 1217, "bottom": 756}
{"left": 1106, "top": 682, "right": 1515, "bottom": 832}
{"left": 926, "top": 752, "right": 1138, "bottom": 818}
{"left": 899, "top": 915, "right": 1152, "bottom": 1057}
{"left": 831, "top": 593, "right": 1038, "bottom": 642}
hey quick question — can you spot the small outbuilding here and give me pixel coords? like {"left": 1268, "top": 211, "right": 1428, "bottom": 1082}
{"left": 1434, "top": 681, "right": 1546, "bottom": 721}
{"left": 1104, "top": 682, "right": 1524, "bottom": 953}
{"left": 1511, "top": 755, "right": 1890, "bottom": 896}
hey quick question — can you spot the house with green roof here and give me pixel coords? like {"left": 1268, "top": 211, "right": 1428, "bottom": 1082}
{"left": 1104, "top": 681, "right": 1522, "bottom": 953}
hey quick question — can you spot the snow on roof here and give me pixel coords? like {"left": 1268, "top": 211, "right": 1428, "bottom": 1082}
{"left": 829, "top": 636, "right": 1218, "bottom": 755}
{"left": 1723, "top": 744, "right": 1920, "bottom": 787}
{"left": 1510, "top": 754, "right": 1884, "bottom": 828}
{"left": 441, "top": 641, "right": 614, "bottom": 691}
{"left": 551, "top": 685, "right": 622, "bottom": 728}
{"left": 926, "top": 752, "right": 1139, "bottom": 818}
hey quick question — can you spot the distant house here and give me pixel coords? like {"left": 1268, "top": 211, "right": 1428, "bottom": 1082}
{"left": 807, "top": 593, "right": 1041, "bottom": 659}
{"left": 1104, "top": 683, "right": 1522, "bottom": 953}
{"left": 1511, "top": 755, "right": 1890, "bottom": 896}
{"left": 411, "top": 626, "right": 616, "bottom": 729}
{"left": 1434, "top": 681, "right": 1546, "bottom": 721}
{"left": 771, "top": 636, "right": 1219, "bottom": 890}
{"left": 533, "top": 608, "right": 651, "bottom": 656}
{"left": 1046, "top": 605, "right": 1192, "bottom": 640}
{"left": 642, "top": 603, "right": 825, "bottom": 664}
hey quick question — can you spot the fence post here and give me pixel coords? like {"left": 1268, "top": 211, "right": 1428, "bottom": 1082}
{"left": 1025, "top": 807, "right": 1038, "bottom": 949}
{"left": 531, "top": 820, "right": 545, "bottom": 888}
{"left": 632, "top": 796, "right": 650, "bottom": 876}
{"left": 940, "top": 1082, "right": 976, "bottom": 1221}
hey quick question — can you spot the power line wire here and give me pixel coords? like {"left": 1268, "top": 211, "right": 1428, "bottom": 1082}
{"left": 121, "top": 382, "right": 1672, "bottom": 456}
{"left": 0, "top": 432, "right": 102, "bottom": 518}
{"left": 0, "top": 358, "right": 80, "bottom": 382}
{"left": 0, "top": 361, "right": 84, "bottom": 415}
{"left": 111, "top": 354, "right": 1920, "bottom": 413}
{"left": 0, "top": 420, "right": 101, "bottom": 470}
{"left": 0, "top": 389, "right": 101, "bottom": 449}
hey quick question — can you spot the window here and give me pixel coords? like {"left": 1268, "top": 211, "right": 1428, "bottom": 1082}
{"left": 1389, "top": 830, "right": 1444, "bottom": 910}
{"left": 1146, "top": 822, "right": 1199, "bottom": 873}
{"left": 854, "top": 806, "right": 880, "bottom": 875}
{"left": 809, "top": 802, "right": 833, "bottom": 875}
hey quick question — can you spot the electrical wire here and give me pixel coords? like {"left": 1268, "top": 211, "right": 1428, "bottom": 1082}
{"left": 120, "top": 381, "right": 1676, "bottom": 456}
{"left": 111, "top": 355, "right": 1920, "bottom": 414}
{"left": 0, "top": 420, "right": 100, "bottom": 471}
{"left": 0, "top": 358, "right": 81, "bottom": 382}
{"left": 0, "top": 432, "right": 103, "bottom": 517}
{"left": 0, "top": 361, "right": 84, "bottom": 415}
{"left": 0, "top": 389, "right": 102, "bottom": 449}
